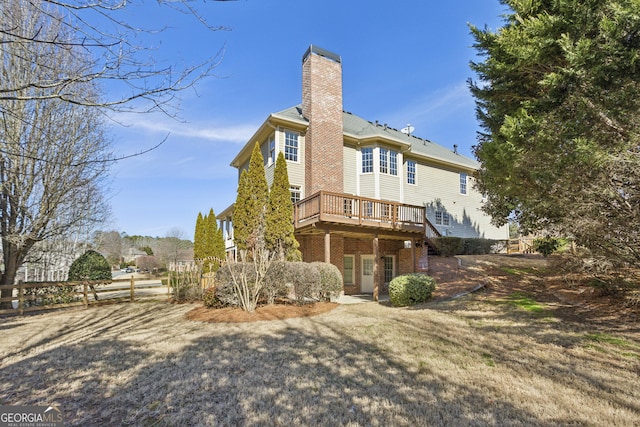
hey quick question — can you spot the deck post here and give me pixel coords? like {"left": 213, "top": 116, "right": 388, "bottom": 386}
{"left": 324, "top": 229, "right": 331, "bottom": 264}
{"left": 130, "top": 275, "right": 135, "bottom": 302}
{"left": 373, "top": 234, "right": 379, "bottom": 301}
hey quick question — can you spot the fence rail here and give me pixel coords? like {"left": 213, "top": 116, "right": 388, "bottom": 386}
{"left": 0, "top": 275, "right": 169, "bottom": 316}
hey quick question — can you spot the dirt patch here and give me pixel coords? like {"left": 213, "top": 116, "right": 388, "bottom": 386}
{"left": 185, "top": 301, "right": 338, "bottom": 323}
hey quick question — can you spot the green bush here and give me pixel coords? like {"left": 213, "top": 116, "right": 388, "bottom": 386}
{"left": 24, "top": 284, "right": 79, "bottom": 307}
{"left": 533, "top": 236, "right": 563, "bottom": 257}
{"left": 434, "top": 237, "right": 500, "bottom": 256}
{"left": 311, "top": 262, "right": 343, "bottom": 301}
{"left": 462, "top": 238, "right": 499, "bottom": 255}
{"left": 68, "top": 250, "right": 112, "bottom": 281}
{"left": 389, "top": 274, "right": 436, "bottom": 307}
{"left": 434, "top": 237, "right": 463, "bottom": 256}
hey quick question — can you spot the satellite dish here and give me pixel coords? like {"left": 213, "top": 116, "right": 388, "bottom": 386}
{"left": 401, "top": 124, "right": 415, "bottom": 136}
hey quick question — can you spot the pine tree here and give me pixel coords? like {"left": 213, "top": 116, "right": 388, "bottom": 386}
{"left": 233, "top": 142, "right": 269, "bottom": 253}
{"left": 233, "top": 169, "right": 250, "bottom": 251}
{"left": 266, "top": 152, "right": 300, "bottom": 260}
{"left": 194, "top": 212, "right": 205, "bottom": 260}
{"left": 469, "top": 0, "right": 640, "bottom": 269}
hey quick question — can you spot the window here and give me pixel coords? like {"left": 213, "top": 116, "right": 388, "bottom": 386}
{"left": 379, "top": 148, "right": 398, "bottom": 175}
{"left": 284, "top": 131, "right": 298, "bottom": 162}
{"left": 407, "top": 160, "right": 416, "bottom": 184}
{"left": 268, "top": 137, "right": 275, "bottom": 165}
{"left": 380, "top": 148, "right": 388, "bottom": 174}
{"left": 290, "top": 185, "right": 301, "bottom": 204}
{"left": 435, "top": 211, "right": 450, "bottom": 226}
{"left": 362, "top": 147, "right": 373, "bottom": 173}
{"left": 389, "top": 151, "right": 397, "bottom": 176}
{"left": 343, "top": 255, "right": 354, "bottom": 285}
{"left": 460, "top": 172, "right": 467, "bottom": 194}
{"left": 384, "top": 256, "right": 394, "bottom": 283}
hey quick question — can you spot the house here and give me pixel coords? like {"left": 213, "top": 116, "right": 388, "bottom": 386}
{"left": 219, "top": 45, "right": 508, "bottom": 298}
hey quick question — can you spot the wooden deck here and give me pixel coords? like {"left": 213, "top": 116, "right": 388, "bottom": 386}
{"left": 294, "top": 191, "right": 435, "bottom": 237}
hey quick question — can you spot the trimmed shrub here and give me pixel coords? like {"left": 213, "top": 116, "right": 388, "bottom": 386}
{"left": 389, "top": 273, "right": 436, "bottom": 307}
{"left": 435, "top": 237, "right": 500, "bottom": 256}
{"left": 263, "top": 261, "right": 293, "bottom": 304}
{"left": 68, "top": 250, "right": 111, "bottom": 281}
{"left": 311, "top": 262, "right": 343, "bottom": 301}
{"left": 462, "top": 238, "right": 499, "bottom": 255}
{"left": 286, "top": 262, "right": 321, "bottom": 304}
{"left": 434, "top": 237, "right": 463, "bottom": 257}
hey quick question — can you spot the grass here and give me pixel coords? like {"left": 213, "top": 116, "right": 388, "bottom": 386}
{"left": 508, "top": 292, "right": 548, "bottom": 315}
{"left": 0, "top": 298, "right": 639, "bottom": 426}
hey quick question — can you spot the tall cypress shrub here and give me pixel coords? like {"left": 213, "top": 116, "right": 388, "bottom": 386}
{"left": 266, "top": 152, "right": 300, "bottom": 260}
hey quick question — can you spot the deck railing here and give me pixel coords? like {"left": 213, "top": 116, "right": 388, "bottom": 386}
{"left": 294, "top": 191, "right": 428, "bottom": 233}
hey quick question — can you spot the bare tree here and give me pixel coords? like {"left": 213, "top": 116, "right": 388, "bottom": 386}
{"left": 155, "top": 228, "right": 193, "bottom": 267}
{"left": 0, "top": 0, "right": 228, "bottom": 114}
{"left": 92, "top": 230, "right": 123, "bottom": 267}
{"left": 0, "top": 4, "right": 111, "bottom": 308}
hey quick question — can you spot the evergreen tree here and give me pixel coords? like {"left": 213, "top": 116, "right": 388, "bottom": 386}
{"left": 469, "top": 0, "right": 640, "bottom": 268}
{"left": 233, "top": 169, "right": 250, "bottom": 251}
{"left": 266, "top": 152, "right": 300, "bottom": 260}
{"left": 194, "top": 212, "right": 205, "bottom": 260}
{"left": 233, "top": 142, "right": 269, "bottom": 253}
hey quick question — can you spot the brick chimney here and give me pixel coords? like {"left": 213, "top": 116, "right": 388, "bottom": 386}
{"left": 301, "top": 46, "right": 344, "bottom": 195}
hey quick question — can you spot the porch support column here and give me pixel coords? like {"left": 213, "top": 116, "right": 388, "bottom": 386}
{"left": 373, "top": 234, "right": 379, "bottom": 301}
{"left": 324, "top": 229, "right": 331, "bottom": 264}
{"left": 411, "top": 237, "right": 416, "bottom": 273}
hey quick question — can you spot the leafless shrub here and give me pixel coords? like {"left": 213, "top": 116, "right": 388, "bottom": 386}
{"left": 169, "top": 263, "right": 203, "bottom": 302}
{"left": 223, "top": 249, "right": 274, "bottom": 312}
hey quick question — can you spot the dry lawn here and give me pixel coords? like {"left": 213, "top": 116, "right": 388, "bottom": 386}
{"left": 1, "top": 255, "right": 639, "bottom": 426}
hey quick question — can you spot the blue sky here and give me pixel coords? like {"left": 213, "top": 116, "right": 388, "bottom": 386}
{"left": 106, "top": 0, "right": 508, "bottom": 239}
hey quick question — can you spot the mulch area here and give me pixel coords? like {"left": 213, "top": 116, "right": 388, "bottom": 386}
{"left": 185, "top": 254, "right": 640, "bottom": 327}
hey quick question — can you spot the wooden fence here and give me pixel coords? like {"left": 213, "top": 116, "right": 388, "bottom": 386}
{"left": 0, "top": 275, "right": 169, "bottom": 316}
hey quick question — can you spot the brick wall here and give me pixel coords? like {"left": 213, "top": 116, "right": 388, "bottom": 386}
{"left": 301, "top": 50, "right": 344, "bottom": 195}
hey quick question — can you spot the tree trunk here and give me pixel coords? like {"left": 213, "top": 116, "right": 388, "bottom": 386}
{"left": 0, "top": 253, "right": 20, "bottom": 310}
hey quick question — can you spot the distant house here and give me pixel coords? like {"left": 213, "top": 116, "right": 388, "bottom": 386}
{"left": 219, "top": 46, "right": 508, "bottom": 297}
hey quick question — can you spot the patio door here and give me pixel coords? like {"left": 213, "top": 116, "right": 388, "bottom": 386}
{"left": 361, "top": 255, "right": 374, "bottom": 293}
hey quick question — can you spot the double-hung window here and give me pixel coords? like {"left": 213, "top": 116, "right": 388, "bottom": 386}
{"left": 362, "top": 147, "right": 373, "bottom": 173}
{"left": 460, "top": 172, "right": 467, "bottom": 195}
{"left": 380, "top": 148, "right": 388, "bottom": 174}
{"left": 407, "top": 160, "right": 416, "bottom": 184}
{"left": 290, "top": 186, "right": 301, "bottom": 204}
{"left": 389, "top": 151, "right": 397, "bottom": 176}
{"left": 284, "top": 131, "right": 298, "bottom": 162}
{"left": 435, "top": 211, "right": 451, "bottom": 226}
{"left": 379, "top": 148, "right": 398, "bottom": 176}
{"left": 268, "top": 137, "right": 275, "bottom": 165}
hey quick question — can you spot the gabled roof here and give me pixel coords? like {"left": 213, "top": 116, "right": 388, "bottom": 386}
{"left": 272, "top": 105, "right": 479, "bottom": 171}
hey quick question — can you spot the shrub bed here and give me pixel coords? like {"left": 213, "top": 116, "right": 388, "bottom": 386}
{"left": 389, "top": 273, "right": 436, "bottom": 307}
